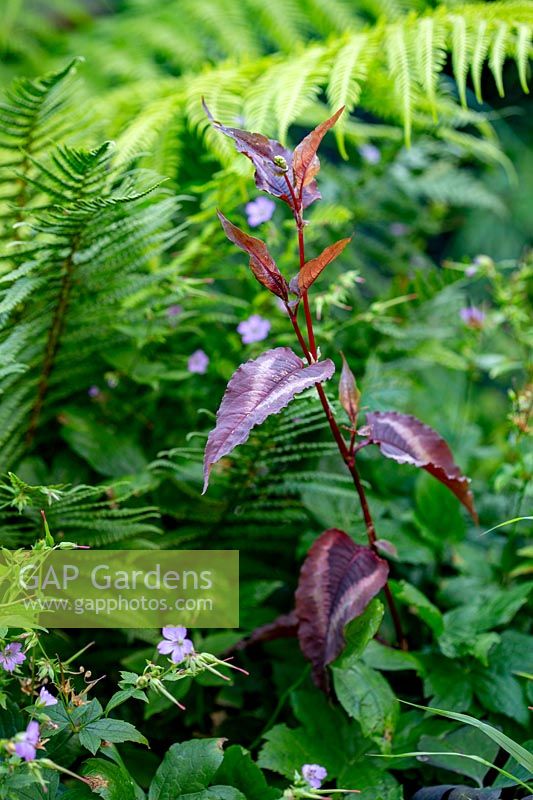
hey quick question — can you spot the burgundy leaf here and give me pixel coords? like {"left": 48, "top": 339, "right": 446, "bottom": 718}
{"left": 339, "top": 352, "right": 360, "bottom": 425}
{"left": 295, "top": 529, "right": 389, "bottom": 690}
{"left": 203, "top": 101, "right": 329, "bottom": 211}
{"left": 293, "top": 107, "right": 344, "bottom": 201}
{"left": 203, "top": 100, "right": 295, "bottom": 207}
{"left": 217, "top": 211, "right": 289, "bottom": 300}
{"left": 234, "top": 611, "right": 298, "bottom": 651}
{"left": 363, "top": 411, "right": 478, "bottom": 522}
{"left": 203, "top": 348, "right": 335, "bottom": 492}
{"left": 290, "top": 237, "right": 351, "bottom": 295}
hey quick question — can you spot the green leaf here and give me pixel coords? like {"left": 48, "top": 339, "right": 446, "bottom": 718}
{"left": 79, "top": 718, "right": 148, "bottom": 755}
{"left": 332, "top": 661, "right": 398, "bottom": 745}
{"left": 389, "top": 579, "right": 443, "bottom": 635}
{"left": 362, "top": 640, "right": 420, "bottom": 672}
{"left": 214, "top": 745, "right": 280, "bottom": 800}
{"left": 333, "top": 599, "right": 385, "bottom": 667}
{"left": 106, "top": 688, "right": 148, "bottom": 715}
{"left": 63, "top": 758, "right": 138, "bottom": 800}
{"left": 149, "top": 739, "right": 226, "bottom": 800}
{"left": 401, "top": 701, "right": 533, "bottom": 774}
{"left": 338, "top": 761, "right": 401, "bottom": 800}
{"left": 0, "top": 700, "right": 24, "bottom": 738}
{"left": 420, "top": 655, "right": 473, "bottom": 712}
{"left": 419, "top": 726, "right": 499, "bottom": 786}
{"left": 258, "top": 723, "right": 337, "bottom": 779}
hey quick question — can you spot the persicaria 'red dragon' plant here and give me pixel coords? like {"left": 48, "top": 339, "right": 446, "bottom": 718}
{"left": 202, "top": 102, "right": 478, "bottom": 689}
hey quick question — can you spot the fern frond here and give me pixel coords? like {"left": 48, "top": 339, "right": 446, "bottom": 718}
{"left": 386, "top": 22, "right": 415, "bottom": 146}
{"left": 470, "top": 19, "right": 491, "bottom": 103}
{"left": 489, "top": 22, "right": 510, "bottom": 97}
{"left": 274, "top": 45, "right": 330, "bottom": 144}
{"left": 0, "top": 57, "right": 84, "bottom": 238}
{"left": 515, "top": 24, "right": 531, "bottom": 94}
{"left": 0, "top": 75, "right": 187, "bottom": 469}
{"left": 327, "top": 33, "right": 374, "bottom": 158}
{"left": 0, "top": 475, "right": 161, "bottom": 547}
{"left": 450, "top": 13, "right": 470, "bottom": 107}
{"left": 416, "top": 16, "right": 447, "bottom": 121}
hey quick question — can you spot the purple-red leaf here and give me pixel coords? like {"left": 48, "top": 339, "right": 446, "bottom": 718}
{"left": 293, "top": 107, "right": 344, "bottom": 202}
{"left": 339, "top": 352, "right": 360, "bottom": 425}
{"left": 363, "top": 411, "right": 478, "bottom": 522}
{"left": 290, "top": 237, "right": 351, "bottom": 295}
{"left": 235, "top": 611, "right": 298, "bottom": 651}
{"left": 203, "top": 348, "right": 335, "bottom": 492}
{"left": 217, "top": 211, "right": 289, "bottom": 300}
{"left": 203, "top": 101, "right": 339, "bottom": 211}
{"left": 295, "top": 528, "right": 389, "bottom": 689}
{"left": 203, "top": 100, "right": 294, "bottom": 207}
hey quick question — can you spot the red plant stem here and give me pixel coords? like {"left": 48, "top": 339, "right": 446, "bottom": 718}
{"left": 286, "top": 183, "right": 407, "bottom": 650}
{"left": 284, "top": 173, "right": 317, "bottom": 359}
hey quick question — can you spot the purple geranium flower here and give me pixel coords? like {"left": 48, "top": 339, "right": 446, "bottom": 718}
{"left": 460, "top": 306, "right": 485, "bottom": 329}
{"left": 302, "top": 764, "right": 327, "bottom": 789}
{"left": 237, "top": 314, "right": 271, "bottom": 344}
{"left": 88, "top": 385, "right": 101, "bottom": 398}
{"left": 358, "top": 143, "right": 381, "bottom": 164}
{"left": 167, "top": 304, "right": 183, "bottom": 327}
{"left": 245, "top": 197, "right": 275, "bottom": 227}
{"left": 187, "top": 349, "right": 209, "bottom": 374}
{"left": 157, "top": 626, "right": 194, "bottom": 664}
{"left": 390, "top": 222, "right": 409, "bottom": 237}
{"left": 14, "top": 721, "right": 40, "bottom": 762}
{"left": 36, "top": 687, "right": 57, "bottom": 707}
{"left": 0, "top": 642, "right": 26, "bottom": 672}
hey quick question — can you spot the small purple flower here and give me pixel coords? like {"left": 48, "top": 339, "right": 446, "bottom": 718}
{"left": 390, "top": 222, "right": 409, "bottom": 237}
{"left": 36, "top": 687, "right": 57, "bottom": 707}
{"left": 0, "top": 642, "right": 26, "bottom": 672}
{"left": 187, "top": 349, "right": 209, "bottom": 374}
{"left": 237, "top": 314, "right": 271, "bottom": 344}
{"left": 245, "top": 197, "right": 275, "bottom": 227}
{"left": 460, "top": 305, "right": 485, "bottom": 329}
{"left": 14, "top": 721, "right": 40, "bottom": 762}
{"left": 167, "top": 304, "right": 183, "bottom": 326}
{"left": 302, "top": 764, "right": 327, "bottom": 789}
{"left": 465, "top": 265, "right": 478, "bottom": 277}
{"left": 157, "top": 626, "right": 194, "bottom": 664}
{"left": 88, "top": 385, "right": 100, "bottom": 398}
{"left": 358, "top": 143, "right": 381, "bottom": 164}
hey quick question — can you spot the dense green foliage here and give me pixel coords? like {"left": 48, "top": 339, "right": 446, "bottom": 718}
{"left": 0, "top": 1, "right": 531, "bottom": 798}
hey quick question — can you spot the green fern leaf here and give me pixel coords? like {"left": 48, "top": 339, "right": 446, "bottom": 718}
{"left": 470, "top": 19, "right": 491, "bottom": 103}
{"left": 386, "top": 23, "right": 414, "bottom": 146}
{"left": 515, "top": 24, "right": 531, "bottom": 94}
{"left": 489, "top": 22, "right": 510, "bottom": 97}
{"left": 327, "top": 33, "right": 374, "bottom": 158}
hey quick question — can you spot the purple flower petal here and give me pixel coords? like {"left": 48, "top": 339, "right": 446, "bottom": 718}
{"left": 188, "top": 349, "right": 209, "bottom": 374}
{"left": 237, "top": 314, "right": 271, "bottom": 344}
{"left": 162, "top": 626, "right": 188, "bottom": 642}
{"left": 460, "top": 305, "right": 485, "bottom": 329}
{"left": 15, "top": 741, "right": 36, "bottom": 761}
{"left": 358, "top": 143, "right": 381, "bottom": 164}
{"left": 157, "top": 639, "right": 176, "bottom": 655}
{"left": 37, "top": 687, "right": 57, "bottom": 707}
{"left": 0, "top": 642, "right": 26, "bottom": 672}
{"left": 170, "top": 638, "right": 194, "bottom": 664}
{"left": 245, "top": 197, "right": 276, "bottom": 227}
{"left": 302, "top": 763, "right": 327, "bottom": 789}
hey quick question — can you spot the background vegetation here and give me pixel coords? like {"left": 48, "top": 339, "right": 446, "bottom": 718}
{"left": 0, "top": 1, "right": 531, "bottom": 798}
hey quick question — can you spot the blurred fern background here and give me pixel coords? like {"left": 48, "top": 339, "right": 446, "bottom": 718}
{"left": 0, "top": 1, "right": 532, "bottom": 794}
